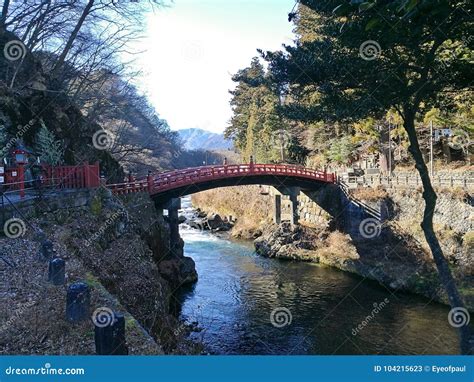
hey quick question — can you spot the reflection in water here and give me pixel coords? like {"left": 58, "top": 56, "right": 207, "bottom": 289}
{"left": 176, "top": 198, "right": 463, "bottom": 355}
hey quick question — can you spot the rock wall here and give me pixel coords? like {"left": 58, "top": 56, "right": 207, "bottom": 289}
{"left": 389, "top": 191, "right": 472, "bottom": 234}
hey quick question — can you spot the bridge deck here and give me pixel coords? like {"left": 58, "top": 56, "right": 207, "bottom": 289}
{"left": 107, "top": 164, "right": 335, "bottom": 196}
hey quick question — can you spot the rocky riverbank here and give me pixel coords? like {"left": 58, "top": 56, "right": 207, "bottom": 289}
{"left": 192, "top": 187, "right": 474, "bottom": 311}
{"left": 0, "top": 189, "right": 199, "bottom": 355}
{"left": 254, "top": 222, "right": 473, "bottom": 310}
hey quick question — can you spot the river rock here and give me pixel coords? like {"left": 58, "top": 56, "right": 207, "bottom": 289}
{"left": 158, "top": 256, "right": 198, "bottom": 287}
{"left": 254, "top": 222, "right": 317, "bottom": 261}
{"left": 206, "top": 213, "right": 224, "bottom": 229}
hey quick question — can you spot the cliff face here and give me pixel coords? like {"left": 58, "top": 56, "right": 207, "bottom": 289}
{"left": 1, "top": 30, "right": 123, "bottom": 179}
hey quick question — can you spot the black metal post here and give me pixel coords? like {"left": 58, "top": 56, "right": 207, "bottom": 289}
{"left": 66, "top": 282, "right": 90, "bottom": 322}
{"left": 48, "top": 258, "right": 65, "bottom": 285}
{"left": 94, "top": 312, "right": 128, "bottom": 355}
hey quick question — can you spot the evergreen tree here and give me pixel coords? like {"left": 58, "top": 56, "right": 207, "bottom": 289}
{"left": 36, "top": 120, "right": 63, "bottom": 166}
{"left": 226, "top": 57, "right": 295, "bottom": 163}
{"left": 263, "top": 0, "right": 473, "bottom": 353}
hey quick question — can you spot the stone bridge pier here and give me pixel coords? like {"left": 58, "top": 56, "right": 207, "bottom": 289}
{"left": 163, "top": 198, "right": 181, "bottom": 247}
{"left": 272, "top": 186, "right": 300, "bottom": 225}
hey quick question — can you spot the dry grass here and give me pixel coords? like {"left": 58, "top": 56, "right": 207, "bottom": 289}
{"left": 350, "top": 185, "right": 388, "bottom": 201}
{"left": 192, "top": 186, "right": 272, "bottom": 237}
{"left": 0, "top": 231, "right": 162, "bottom": 355}
{"left": 316, "top": 231, "right": 359, "bottom": 261}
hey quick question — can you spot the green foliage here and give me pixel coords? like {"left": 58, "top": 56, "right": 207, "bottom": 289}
{"left": 352, "top": 117, "right": 379, "bottom": 153}
{"left": 327, "top": 136, "right": 355, "bottom": 165}
{"left": 257, "top": 0, "right": 472, "bottom": 165}
{"left": 225, "top": 57, "right": 298, "bottom": 163}
{"left": 35, "top": 120, "right": 63, "bottom": 165}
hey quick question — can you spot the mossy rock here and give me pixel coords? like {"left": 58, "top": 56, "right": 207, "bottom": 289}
{"left": 90, "top": 196, "right": 102, "bottom": 216}
{"left": 84, "top": 272, "right": 101, "bottom": 289}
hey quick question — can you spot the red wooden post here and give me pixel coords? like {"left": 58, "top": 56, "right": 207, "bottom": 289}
{"left": 84, "top": 162, "right": 90, "bottom": 188}
{"left": 91, "top": 162, "right": 100, "bottom": 188}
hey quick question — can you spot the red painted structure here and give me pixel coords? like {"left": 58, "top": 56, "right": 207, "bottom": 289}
{"left": 107, "top": 164, "right": 336, "bottom": 197}
{"left": 1, "top": 162, "right": 100, "bottom": 197}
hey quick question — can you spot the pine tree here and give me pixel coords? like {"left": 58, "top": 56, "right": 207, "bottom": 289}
{"left": 36, "top": 120, "right": 63, "bottom": 166}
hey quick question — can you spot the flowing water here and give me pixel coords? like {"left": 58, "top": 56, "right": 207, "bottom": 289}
{"left": 175, "top": 197, "right": 463, "bottom": 355}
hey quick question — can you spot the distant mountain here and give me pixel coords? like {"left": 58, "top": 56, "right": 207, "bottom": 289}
{"left": 178, "top": 128, "right": 233, "bottom": 151}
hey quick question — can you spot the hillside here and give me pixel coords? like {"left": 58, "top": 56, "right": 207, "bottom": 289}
{"left": 178, "top": 128, "right": 233, "bottom": 151}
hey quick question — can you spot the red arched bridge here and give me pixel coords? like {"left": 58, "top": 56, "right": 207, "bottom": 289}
{"left": 107, "top": 163, "right": 335, "bottom": 204}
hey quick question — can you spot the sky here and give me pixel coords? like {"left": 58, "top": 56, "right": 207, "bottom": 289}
{"left": 134, "top": 0, "right": 295, "bottom": 134}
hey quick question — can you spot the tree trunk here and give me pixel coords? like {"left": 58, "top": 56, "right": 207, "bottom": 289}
{"left": 0, "top": 0, "right": 10, "bottom": 29}
{"left": 403, "top": 110, "right": 472, "bottom": 355}
{"left": 50, "top": 0, "right": 94, "bottom": 79}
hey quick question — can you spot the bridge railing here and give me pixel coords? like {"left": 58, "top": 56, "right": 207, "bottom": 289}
{"left": 150, "top": 164, "right": 335, "bottom": 193}
{"left": 107, "top": 164, "right": 335, "bottom": 195}
{"left": 1, "top": 162, "right": 100, "bottom": 199}
{"left": 107, "top": 179, "right": 150, "bottom": 195}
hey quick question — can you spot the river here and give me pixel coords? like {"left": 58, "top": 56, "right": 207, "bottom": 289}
{"left": 175, "top": 197, "right": 462, "bottom": 355}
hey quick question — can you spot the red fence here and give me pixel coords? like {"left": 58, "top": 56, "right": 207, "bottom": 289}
{"left": 1, "top": 162, "right": 100, "bottom": 197}
{"left": 108, "top": 164, "right": 336, "bottom": 196}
